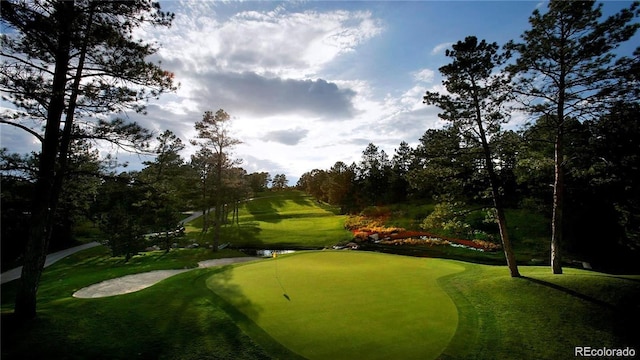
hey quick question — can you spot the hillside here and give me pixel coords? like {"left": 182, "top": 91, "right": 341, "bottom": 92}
{"left": 184, "top": 190, "right": 353, "bottom": 249}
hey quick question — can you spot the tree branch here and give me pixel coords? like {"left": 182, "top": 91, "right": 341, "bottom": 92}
{"left": 0, "top": 119, "right": 44, "bottom": 142}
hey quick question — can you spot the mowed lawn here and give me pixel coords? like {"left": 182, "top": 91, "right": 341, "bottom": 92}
{"left": 2, "top": 246, "right": 639, "bottom": 359}
{"left": 209, "top": 252, "right": 640, "bottom": 360}
{"left": 186, "top": 191, "right": 353, "bottom": 248}
{"left": 207, "top": 251, "right": 465, "bottom": 360}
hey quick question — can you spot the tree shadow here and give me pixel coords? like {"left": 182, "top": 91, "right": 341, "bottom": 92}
{"left": 291, "top": 193, "right": 313, "bottom": 207}
{"left": 206, "top": 266, "right": 263, "bottom": 322}
{"left": 221, "top": 221, "right": 264, "bottom": 248}
{"left": 245, "top": 197, "right": 284, "bottom": 223}
{"left": 521, "top": 276, "right": 615, "bottom": 310}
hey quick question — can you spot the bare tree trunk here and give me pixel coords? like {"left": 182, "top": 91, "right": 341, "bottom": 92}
{"left": 14, "top": 2, "right": 73, "bottom": 320}
{"left": 213, "top": 201, "right": 221, "bottom": 251}
{"left": 480, "top": 137, "right": 520, "bottom": 278}
{"left": 473, "top": 91, "right": 520, "bottom": 278}
{"left": 551, "top": 129, "right": 564, "bottom": 274}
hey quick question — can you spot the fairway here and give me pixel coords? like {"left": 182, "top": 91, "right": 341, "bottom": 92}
{"left": 188, "top": 191, "right": 354, "bottom": 248}
{"left": 207, "top": 251, "right": 465, "bottom": 360}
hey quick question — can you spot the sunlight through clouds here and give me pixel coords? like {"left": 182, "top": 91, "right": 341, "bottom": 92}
{"left": 3, "top": 0, "right": 558, "bottom": 184}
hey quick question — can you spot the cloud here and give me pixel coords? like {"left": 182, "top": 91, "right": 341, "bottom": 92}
{"left": 413, "top": 68, "right": 436, "bottom": 83}
{"left": 192, "top": 72, "right": 357, "bottom": 120}
{"left": 263, "top": 127, "right": 309, "bottom": 145}
{"left": 143, "top": 4, "right": 384, "bottom": 78}
{"left": 241, "top": 154, "right": 288, "bottom": 174}
{"left": 431, "top": 42, "right": 453, "bottom": 55}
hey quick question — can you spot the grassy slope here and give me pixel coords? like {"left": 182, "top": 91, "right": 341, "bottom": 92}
{"left": 1, "top": 247, "right": 272, "bottom": 360}
{"left": 208, "top": 251, "right": 464, "bottom": 360}
{"left": 185, "top": 191, "right": 353, "bottom": 249}
{"left": 440, "top": 263, "right": 640, "bottom": 359}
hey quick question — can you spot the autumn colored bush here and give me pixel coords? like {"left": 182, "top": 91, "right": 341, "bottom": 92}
{"left": 472, "top": 239, "right": 502, "bottom": 251}
{"left": 380, "top": 237, "right": 451, "bottom": 246}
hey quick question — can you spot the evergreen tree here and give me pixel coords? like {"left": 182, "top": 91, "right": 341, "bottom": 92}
{"left": 1, "top": 0, "right": 175, "bottom": 319}
{"left": 505, "top": 0, "right": 639, "bottom": 273}
{"left": 424, "top": 36, "right": 520, "bottom": 277}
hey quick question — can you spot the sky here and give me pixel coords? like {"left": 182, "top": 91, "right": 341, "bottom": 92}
{"left": 1, "top": 1, "right": 638, "bottom": 185}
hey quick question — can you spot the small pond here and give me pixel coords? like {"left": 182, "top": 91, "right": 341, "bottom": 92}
{"left": 242, "top": 249, "right": 296, "bottom": 258}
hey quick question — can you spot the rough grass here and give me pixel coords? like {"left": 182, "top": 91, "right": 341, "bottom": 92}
{"left": 186, "top": 191, "right": 353, "bottom": 249}
{"left": 439, "top": 263, "right": 640, "bottom": 359}
{"left": 1, "top": 247, "right": 270, "bottom": 360}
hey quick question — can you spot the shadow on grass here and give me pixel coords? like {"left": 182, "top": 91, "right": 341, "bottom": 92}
{"left": 290, "top": 193, "right": 312, "bottom": 207}
{"left": 206, "top": 267, "right": 306, "bottom": 360}
{"left": 521, "top": 276, "right": 615, "bottom": 310}
{"left": 2, "top": 268, "right": 274, "bottom": 360}
{"left": 521, "top": 275, "right": 640, "bottom": 345}
{"left": 246, "top": 197, "right": 284, "bottom": 224}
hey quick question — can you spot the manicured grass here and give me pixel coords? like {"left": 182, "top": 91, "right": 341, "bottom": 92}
{"left": 3, "top": 246, "right": 639, "bottom": 359}
{"left": 206, "top": 251, "right": 640, "bottom": 359}
{"left": 186, "top": 191, "right": 353, "bottom": 249}
{"left": 439, "top": 263, "right": 640, "bottom": 360}
{"left": 207, "top": 251, "right": 465, "bottom": 360}
{"left": 1, "top": 247, "right": 271, "bottom": 360}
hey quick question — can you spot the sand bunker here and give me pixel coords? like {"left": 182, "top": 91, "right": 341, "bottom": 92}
{"left": 73, "top": 257, "right": 257, "bottom": 298}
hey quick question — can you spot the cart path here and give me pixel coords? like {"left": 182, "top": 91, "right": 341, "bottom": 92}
{"left": 1, "top": 242, "right": 101, "bottom": 285}
{"left": 2, "top": 209, "right": 211, "bottom": 285}
{"left": 72, "top": 257, "right": 259, "bottom": 298}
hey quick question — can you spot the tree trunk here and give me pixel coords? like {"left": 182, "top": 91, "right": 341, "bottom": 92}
{"left": 14, "top": 2, "right": 73, "bottom": 320}
{"left": 213, "top": 198, "right": 221, "bottom": 251}
{"left": 480, "top": 137, "right": 520, "bottom": 278}
{"left": 473, "top": 89, "right": 520, "bottom": 278}
{"left": 551, "top": 129, "right": 564, "bottom": 274}
{"left": 212, "top": 149, "right": 223, "bottom": 252}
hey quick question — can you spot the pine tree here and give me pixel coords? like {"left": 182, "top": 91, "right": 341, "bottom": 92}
{"left": 1, "top": 0, "right": 175, "bottom": 319}
{"left": 505, "top": 0, "right": 639, "bottom": 274}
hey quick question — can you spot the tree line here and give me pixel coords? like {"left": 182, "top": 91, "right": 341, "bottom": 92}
{"left": 299, "top": 1, "right": 640, "bottom": 277}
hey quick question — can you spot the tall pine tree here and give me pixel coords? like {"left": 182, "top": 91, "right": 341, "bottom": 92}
{"left": 505, "top": 1, "right": 639, "bottom": 274}
{"left": 1, "top": 0, "right": 175, "bottom": 319}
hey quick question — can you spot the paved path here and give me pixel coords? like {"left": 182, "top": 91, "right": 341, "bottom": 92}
{"left": 73, "top": 257, "right": 258, "bottom": 298}
{"left": 1, "top": 242, "right": 101, "bottom": 285}
{"left": 1, "top": 209, "right": 210, "bottom": 285}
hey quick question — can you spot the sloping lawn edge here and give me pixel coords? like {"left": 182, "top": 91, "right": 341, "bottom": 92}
{"left": 205, "top": 266, "right": 307, "bottom": 360}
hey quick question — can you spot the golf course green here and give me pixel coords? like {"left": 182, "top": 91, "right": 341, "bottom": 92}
{"left": 208, "top": 251, "right": 464, "bottom": 360}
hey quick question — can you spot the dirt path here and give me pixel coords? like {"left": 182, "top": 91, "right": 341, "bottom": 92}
{"left": 73, "top": 257, "right": 258, "bottom": 298}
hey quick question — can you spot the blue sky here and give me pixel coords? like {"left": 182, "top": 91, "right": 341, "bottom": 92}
{"left": 1, "top": 1, "right": 638, "bottom": 185}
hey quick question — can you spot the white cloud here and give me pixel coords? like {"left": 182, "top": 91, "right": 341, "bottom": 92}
{"left": 412, "top": 68, "right": 436, "bottom": 83}
{"left": 431, "top": 42, "right": 453, "bottom": 55}
{"left": 144, "top": 4, "right": 383, "bottom": 79}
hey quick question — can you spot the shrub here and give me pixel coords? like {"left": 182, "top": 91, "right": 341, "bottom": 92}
{"left": 353, "top": 231, "right": 369, "bottom": 240}
{"left": 421, "top": 202, "right": 470, "bottom": 237}
{"left": 360, "top": 206, "right": 391, "bottom": 218}
{"left": 472, "top": 239, "right": 502, "bottom": 251}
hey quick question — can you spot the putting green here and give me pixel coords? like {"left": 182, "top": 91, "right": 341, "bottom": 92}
{"left": 207, "top": 251, "right": 464, "bottom": 359}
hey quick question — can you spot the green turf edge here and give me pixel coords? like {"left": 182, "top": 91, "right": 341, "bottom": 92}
{"left": 436, "top": 262, "right": 483, "bottom": 360}
{"left": 205, "top": 266, "right": 307, "bottom": 360}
